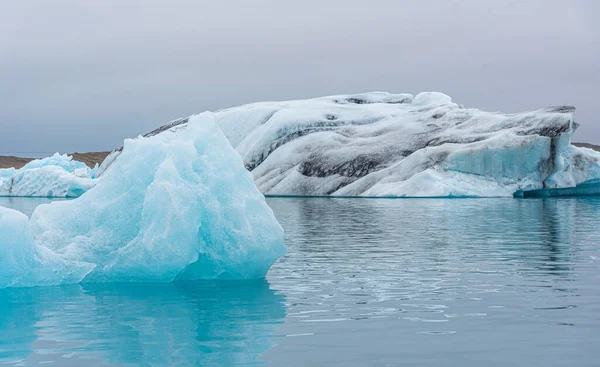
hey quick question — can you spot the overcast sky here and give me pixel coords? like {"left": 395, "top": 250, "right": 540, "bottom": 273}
{"left": 1, "top": 0, "right": 598, "bottom": 155}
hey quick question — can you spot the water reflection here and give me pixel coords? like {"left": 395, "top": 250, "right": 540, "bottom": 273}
{"left": 2, "top": 197, "right": 599, "bottom": 366}
{"left": 0, "top": 280, "right": 286, "bottom": 366}
{"left": 264, "top": 197, "right": 600, "bottom": 367}
{"left": 267, "top": 197, "right": 600, "bottom": 280}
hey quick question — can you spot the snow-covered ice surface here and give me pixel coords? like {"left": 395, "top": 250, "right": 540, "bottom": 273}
{"left": 99, "top": 92, "right": 600, "bottom": 197}
{"left": 0, "top": 114, "right": 285, "bottom": 288}
{"left": 0, "top": 153, "right": 96, "bottom": 197}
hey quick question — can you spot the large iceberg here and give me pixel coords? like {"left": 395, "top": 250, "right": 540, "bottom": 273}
{"left": 98, "top": 92, "right": 600, "bottom": 197}
{"left": 0, "top": 153, "right": 96, "bottom": 197}
{"left": 0, "top": 113, "right": 285, "bottom": 288}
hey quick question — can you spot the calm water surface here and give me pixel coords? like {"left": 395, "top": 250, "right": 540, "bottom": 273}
{"left": 0, "top": 197, "right": 599, "bottom": 366}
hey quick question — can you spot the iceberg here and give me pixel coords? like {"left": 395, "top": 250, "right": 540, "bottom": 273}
{"left": 518, "top": 179, "right": 600, "bottom": 198}
{"left": 0, "top": 113, "right": 286, "bottom": 288}
{"left": 99, "top": 91, "right": 600, "bottom": 197}
{"left": 0, "top": 153, "right": 96, "bottom": 197}
{"left": 19, "top": 152, "right": 94, "bottom": 174}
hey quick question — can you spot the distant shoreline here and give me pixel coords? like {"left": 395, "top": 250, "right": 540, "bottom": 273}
{"left": 0, "top": 152, "right": 110, "bottom": 169}
{"left": 572, "top": 143, "right": 600, "bottom": 152}
{"left": 1, "top": 143, "right": 599, "bottom": 170}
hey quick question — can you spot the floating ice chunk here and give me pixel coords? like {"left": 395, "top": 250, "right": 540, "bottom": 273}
{"left": 520, "top": 178, "right": 600, "bottom": 197}
{"left": 98, "top": 92, "right": 600, "bottom": 197}
{"left": 0, "top": 166, "right": 95, "bottom": 197}
{"left": 20, "top": 153, "right": 93, "bottom": 175}
{"left": 0, "top": 112, "right": 286, "bottom": 288}
{"left": 0, "top": 154, "right": 96, "bottom": 198}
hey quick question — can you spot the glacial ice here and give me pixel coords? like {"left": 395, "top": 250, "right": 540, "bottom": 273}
{"left": 0, "top": 153, "right": 96, "bottom": 197}
{"left": 518, "top": 178, "right": 600, "bottom": 198}
{"left": 0, "top": 113, "right": 286, "bottom": 288}
{"left": 100, "top": 91, "right": 600, "bottom": 197}
{"left": 20, "top": 153, "right": 94, "bottom": 174}
{"left": 0, "top": 206, "right": 91, "bottom": 288}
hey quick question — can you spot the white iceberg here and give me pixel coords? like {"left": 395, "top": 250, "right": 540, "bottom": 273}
{"left": 99, "top": 91, "right": 600, "bottom": 197}
{"left": 0, "top": 153, "right": 96, "bottom": 197}
{"left": 0, "top": 113, "right": 286, "bottom": 288}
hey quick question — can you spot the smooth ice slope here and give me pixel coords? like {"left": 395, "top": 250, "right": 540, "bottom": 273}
{"left": 0, "top": 113, "right": 285, "bottom": 288}
{"left": 0, "top": 153, "right": 96, "bottom": 197}
{"left": 99, "top": 92, "right": 600, "bottom": 197}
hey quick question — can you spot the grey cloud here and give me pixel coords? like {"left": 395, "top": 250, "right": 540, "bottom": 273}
{"left": 0, "top": 0, "right": 598, "bottom": 155}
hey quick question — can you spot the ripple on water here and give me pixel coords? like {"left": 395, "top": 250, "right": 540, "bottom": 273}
{"left": 263, "top": 197, "right": 600, "bottom": 366}
{"left": 1, "top": 197, "right": 599, "bottom": 366}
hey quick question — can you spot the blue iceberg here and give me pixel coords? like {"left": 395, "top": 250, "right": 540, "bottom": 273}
{"left": 0, "top": 113, "right": 286, "bottom": 288}
{"left": 0, "top": 153, "right": 96, "bottom": 198}
{"left": 19, "top": 153, "right": 93, "bottom": 174}
{"left": 518, "top": 179, "right": 600, "bottom": 198}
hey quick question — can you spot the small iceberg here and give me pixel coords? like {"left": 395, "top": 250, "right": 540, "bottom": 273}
{"left": 0, "top": 153, "right": 96, "bottom": 197}
{"left": 518, "top": 179, "right": 600, "bottom": 198}
{"left": 0, "top": 113, "right": 286, "bottom": 288}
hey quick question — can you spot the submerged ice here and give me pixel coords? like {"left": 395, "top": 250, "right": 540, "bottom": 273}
{"left": 0, "top": 114, "right": 286, "bottom": 288}
{"left": 0, "top": 153, "right": 96, "bottom": 197}
{"left": 100, "top": 92, "right": 600, "bottom": 197}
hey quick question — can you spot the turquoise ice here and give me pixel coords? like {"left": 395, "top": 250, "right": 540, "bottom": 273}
{"left": 0, "top": 153, "right": 96, "bottom": 197}
{"left": 0, "top": 113, "right": 286, "bottom": 288}
{"left": 19, "top": 153, "right": 93, "bottom": 174}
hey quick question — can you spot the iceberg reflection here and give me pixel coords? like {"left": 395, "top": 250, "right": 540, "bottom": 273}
{"left": 0, "top": 280, "right": 286, "bottom": 366}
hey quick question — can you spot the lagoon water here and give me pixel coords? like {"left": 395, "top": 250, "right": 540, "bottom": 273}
{"left": 0, "top": 197, "right": 599, "bottom": 366}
